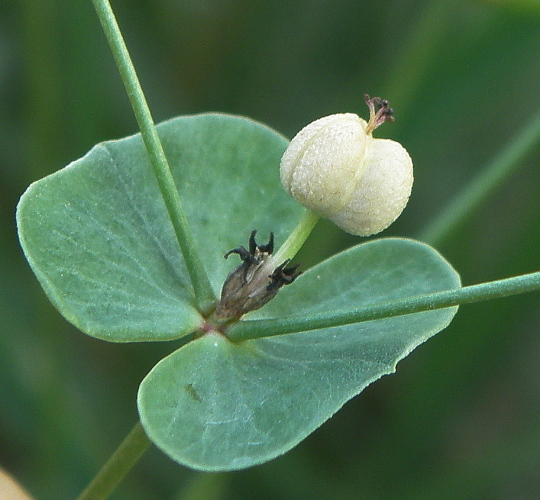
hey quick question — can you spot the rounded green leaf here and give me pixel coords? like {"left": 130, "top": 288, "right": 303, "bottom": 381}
{"left": 16, "top": 114, "right": 303, "bottom": 341}
{"left": 138, "top": 238, "right": 460, "bottom": 470}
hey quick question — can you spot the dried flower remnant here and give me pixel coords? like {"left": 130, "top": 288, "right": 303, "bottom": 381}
{"left": 214, "top": 230, "right": 300, "bottom": 321}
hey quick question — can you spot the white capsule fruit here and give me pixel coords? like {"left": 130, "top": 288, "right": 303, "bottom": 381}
{"left": 280, "top": 96, "right": 413, "bottom": 236}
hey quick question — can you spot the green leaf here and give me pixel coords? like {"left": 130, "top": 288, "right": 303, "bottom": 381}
{"left": 138, "top": 238, "right": 460, "bottom": 471}
{"left": 16, "top": 113, "right": 303, "bottom": 341}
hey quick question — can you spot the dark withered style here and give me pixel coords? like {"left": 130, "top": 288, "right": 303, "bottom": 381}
{"left": 214, "top": 230, "right": 300, "bottom": 320}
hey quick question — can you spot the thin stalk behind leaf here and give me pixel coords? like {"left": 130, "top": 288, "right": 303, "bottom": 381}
{"left": 76, "top": 422, "right": 151, "bottom": 500}
{"left": 91, "top": 0, "right": 216, "bottom": 312}
{"left": 227, "top": 270, "right": 540, "bottom": 342}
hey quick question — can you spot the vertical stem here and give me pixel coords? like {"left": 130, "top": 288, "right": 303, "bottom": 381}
{"left": 21, "top": 0, "right": 62, "bottom": 181}
{"left": 77, "top": 421, "right": 151, "bottom": 500}
{"left": 91, "top": 0, "right": 216, "bottom": 312}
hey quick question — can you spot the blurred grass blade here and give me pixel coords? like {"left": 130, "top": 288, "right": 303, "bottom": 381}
{"left": 420, "top": 107, "right": 540, "bottom": 246}
{"left": 383, "top": 0, "right": 462, "bottom": 115}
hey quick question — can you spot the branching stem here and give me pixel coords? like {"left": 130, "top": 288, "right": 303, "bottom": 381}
{"left": 227, "top": 270, "right": 540, "bottom": 342}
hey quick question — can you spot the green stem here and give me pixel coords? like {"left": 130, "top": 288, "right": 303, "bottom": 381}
{"left": 76, "top": 421, "right": 151, "bottom": 500}
{"left": 419, "top": 106, "right": 540, "bottom": 247}
{"left": 227, "top": 270, "right": 540, "bottom": 342}
{"left": 91, "top": 0, "right": 216, "bottom": 312}
{"left": 174, "top": 472, "right": 229, "bottom": 500}
{"left": 271, "top": 209, "right": 320, "bottom": 264}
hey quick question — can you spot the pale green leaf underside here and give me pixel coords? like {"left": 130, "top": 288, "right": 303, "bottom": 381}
{"left": 16, "top": 113, "right": 303, "bottom": 341}
{"left": 138, "top": 238, "right": 461, "bottom": 471}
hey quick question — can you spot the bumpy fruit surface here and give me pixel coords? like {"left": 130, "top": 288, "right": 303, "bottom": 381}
{"left": 280, "top": 98, "right": 413, "bottom": 236}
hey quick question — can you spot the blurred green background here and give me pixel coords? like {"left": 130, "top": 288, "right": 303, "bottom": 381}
{"left": 2, "top": 0, "right": 540, "bottom": 498}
